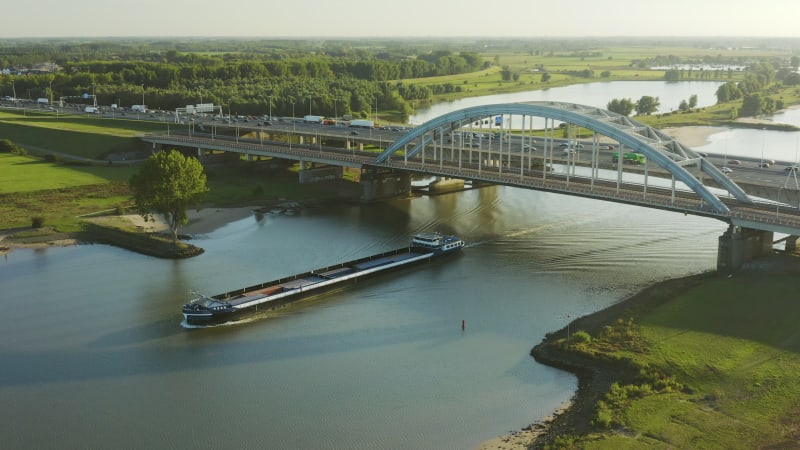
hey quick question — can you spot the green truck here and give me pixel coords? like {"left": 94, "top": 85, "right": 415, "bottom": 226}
{"left": 612, "top": 151, "right": 646, "bottom": 165}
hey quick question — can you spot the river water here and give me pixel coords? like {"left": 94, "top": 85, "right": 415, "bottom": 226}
{"left": 1, "top": 187, "right": 725, "bottom": 449}
{"left": 409, "top": 80, "right": 724, "bottom": 125}
{"left": 1, "top": 80, "right": 766, "bottom": 449}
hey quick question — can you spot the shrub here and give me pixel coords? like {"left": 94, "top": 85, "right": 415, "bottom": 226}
{"left": 571, "top": 330, "right": 592, "bottom": 344}
{"left": 31, "top": 216, "right": 46, "bottom": 228}
{"left": 0, "top": 139, "right": 15, "bottom": 153}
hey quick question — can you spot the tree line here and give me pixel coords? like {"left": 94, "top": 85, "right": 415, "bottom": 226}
{"left": 0, "top": 42, "right": 485, "bottom": 123}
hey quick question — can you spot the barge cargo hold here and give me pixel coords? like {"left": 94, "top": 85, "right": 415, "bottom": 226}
{"left": 182, "top": 232, "right": 464, "bottom": 325}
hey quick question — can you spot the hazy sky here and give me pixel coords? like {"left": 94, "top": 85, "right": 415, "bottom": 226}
{"left": 3, "top": 0, "right": 799, "bottom": 38}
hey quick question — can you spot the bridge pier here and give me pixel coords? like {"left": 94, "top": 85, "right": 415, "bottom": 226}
{"left": 785, "top": 236, "right": 798, "bottom": 252}
{"left": 298, "top": 161, "right": 344, "bottom": 184}
{"left": 429, "top": 177, "right": 465, "bottom": 194}
{"left": 717, "top": 225, "right": 774, "bottom": 272}
{"left": 360, "top": 168, "right": 411, "bottom": 202}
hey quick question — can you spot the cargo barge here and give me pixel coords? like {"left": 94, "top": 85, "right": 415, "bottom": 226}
{"left": 182, "top": 232, "right": 465, "bottom": 325}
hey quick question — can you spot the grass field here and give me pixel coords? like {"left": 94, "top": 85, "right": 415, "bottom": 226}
{"left": 0, "top": 110, "right": 181, "bottom": 159}
{"left": 0, "top": 153, "right": 135, "bottom": 193}
{"left": 395, "top": 45, "right": 761, "bottom": 110}
{"left": 543, "top": 262, "right": 800, "bottom": 448}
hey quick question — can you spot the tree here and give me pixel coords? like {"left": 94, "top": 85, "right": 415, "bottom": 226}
{"left": 129, "top": 149, "right": 209, "bottom": 243}
{"left": 607, "top": 98, "right": 634, "bottom": 116}
{"left": 541, "top": 72, "right": 551, "bottom": 83}
{"left": 635, "top": 95, "right": 660, "bottom": 115}
{"left": 664, "top": 69, "right": 681, "bottom": 81}
{"left": 740, "top": 93, "right": 763, "bottom": 117}
{"left": 716, "top": 81, "right": 742, "bottom": 103}
{"left": 688, "top": 94, "right": 698, "bottom": 108}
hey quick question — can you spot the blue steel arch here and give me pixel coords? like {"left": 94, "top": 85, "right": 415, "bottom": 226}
{"left": 377, "top": 102, "right": 752, "bottom": 214}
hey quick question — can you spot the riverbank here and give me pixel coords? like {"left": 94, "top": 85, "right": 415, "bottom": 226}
{"left": 519, "top": 252, "right": 800, "bottom": 448}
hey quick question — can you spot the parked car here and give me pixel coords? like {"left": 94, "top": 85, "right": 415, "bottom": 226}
{"left": 728, "top": 159, "right": 741, "bottom": 165}
{"left": 721, "top": 166, "right": 733, "bottom": 174}
{"left": 758, "top": 162, "right": 771, "bottom": 168}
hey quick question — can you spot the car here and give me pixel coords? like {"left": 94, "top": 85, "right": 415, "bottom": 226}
{"left": 602, "top": 144, "right": 615, "bottom": 150}
{"left": 758, "top": 162, "right": 771, "bottom": 168}
{"left": 350, "top": 131, "right": 359, "bottom": 135}
{"left": 727, "top": 159, "right": 741, "bottom": 165}
{"left": 785, "top": 166, "right": 800, "bottom": 172}
{"left": 522, "top": 144, "right": 537, "bottom": 151}
{"left": 721, "top": 166, "right": 733, "bottom": 173}
{"left": 563, "top": 149, "right": 576, "bottom": 155}
{"left": 558, "top": 142, "right": 569, "bottom": 148}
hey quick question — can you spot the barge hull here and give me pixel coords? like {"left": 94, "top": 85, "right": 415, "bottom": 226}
{"left": 184, "top": 248, "right": 434, "bottom": 325}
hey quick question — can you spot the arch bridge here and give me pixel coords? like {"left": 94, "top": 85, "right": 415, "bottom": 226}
{"left": 143, "top": 101, "right": 800, "bottom": 271}
{"left": 378, "top": 101, "right": 753, "bottom": 215}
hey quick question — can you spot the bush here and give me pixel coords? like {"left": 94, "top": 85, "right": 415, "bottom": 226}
{"left": 571, "top": 330, "right": 592, "bottom": 344}
{"left": 31, "top": 216, "right": 46, "bottom": 228}
{"left": 0, "top": 139, "right": 15, "bottom": 153}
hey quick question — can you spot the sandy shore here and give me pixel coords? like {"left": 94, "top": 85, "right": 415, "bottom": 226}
{"left": 660, "top": 126, "right": 724, "bottom": 147}
{"left": 474, "top": 402, "right": 572, "bottom": 450}
{"left": 122, "top": 206, "right": 258, "bottom": 235}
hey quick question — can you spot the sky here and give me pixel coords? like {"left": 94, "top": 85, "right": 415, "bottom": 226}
{"left": 2, "top": 0, "right": 799, "bottom": 39}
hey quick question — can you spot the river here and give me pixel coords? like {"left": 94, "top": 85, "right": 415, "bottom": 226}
{"left": 0, "top": 187, "right": 725, "bottom": 449}
{"left": 0, "top": 80, "right": 753, "bottom": 449}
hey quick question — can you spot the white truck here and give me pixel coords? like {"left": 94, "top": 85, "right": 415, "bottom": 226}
{"left": 131, "top": 104, "right": 147, "bottom": 113}
{"left": 349, "top": 119, "right": 374, "bottom": 129}
{"left": 303, "top": 115, "right": 323, "bottom": 124}
{"left": 84, "top": 106, "right": 99, "bottom": 113}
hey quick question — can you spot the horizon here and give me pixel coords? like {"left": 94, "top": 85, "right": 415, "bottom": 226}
{"left": 3, "top": 0, "right": 800, "bottom": 39}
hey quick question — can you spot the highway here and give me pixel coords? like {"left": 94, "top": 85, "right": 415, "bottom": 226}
{"left": 5, "top": 98, "right": 800, "bottom": 195}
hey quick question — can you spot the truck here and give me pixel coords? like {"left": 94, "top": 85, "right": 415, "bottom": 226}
{"left": 612, "top": 152, "right": 646, "bottom": 165}
{"left": 131, "top": 104, "right": 147, "bottom": 113}
{"left": 37, "top": 98, "right": 49, "bottom": 105}
{"left": 349, "top": 119, "right": 374, "bottom": 129}
{"left": 303, "top": 115, "right": 323, "bottom": 124}
{"left": 84, "top": 106, "right": 99, "bottom": 113}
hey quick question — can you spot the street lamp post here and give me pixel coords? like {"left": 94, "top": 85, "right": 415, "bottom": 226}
{"left": 268, "top": 95, "right": 273, "bottom": 120}
{"left": 292, "top": 102, "right": 295, "bottom": 131}
{"left": 334, "top": 98, "right": 338, "bottom": 121}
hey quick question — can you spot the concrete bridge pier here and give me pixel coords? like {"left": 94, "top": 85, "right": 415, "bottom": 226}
{"left": 717, "top": 225, "right": 774, "bottom": 272}
{"left": 298, "top": 160, "right": 344, "bottom": 184}
{"left": 360, "top": 168, "right": 411, "bottom": 202}
{"left": 784, "top": 236, "right": 798, "bottom": 252}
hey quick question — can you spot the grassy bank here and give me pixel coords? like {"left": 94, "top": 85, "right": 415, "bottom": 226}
{"left": 531, "top": 254, "right": 800, "bottom": 449}
{"left": 393, "top": 45, "right": 761, "bottom": 116}
{"left": 0, "top": 110, "right": 180, "bottom": 159}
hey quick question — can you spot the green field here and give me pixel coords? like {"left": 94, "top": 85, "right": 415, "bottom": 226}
{"left": 0, "top": 110, "right": 181, "bottom": 159}
{"left": 397, "top": 45, "right": 759, "bottom": 108}
{"left": 0, "top": 153, "right": 135, "bottom": 193}
{"left": 541, "top": 264, "right": 800, "bottom": 449}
